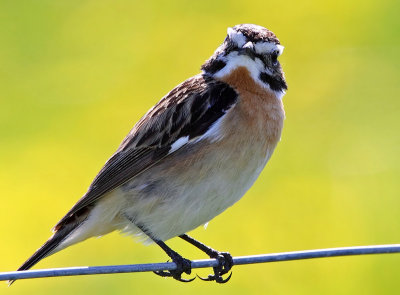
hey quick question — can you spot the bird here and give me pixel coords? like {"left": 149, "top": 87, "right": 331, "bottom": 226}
{"left": 12, "top": 23, "right": 287, "bottom": 284}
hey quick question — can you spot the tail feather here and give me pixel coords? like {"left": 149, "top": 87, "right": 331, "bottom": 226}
{"left": 9, "top": 213, "right": 87, "bottom": 286}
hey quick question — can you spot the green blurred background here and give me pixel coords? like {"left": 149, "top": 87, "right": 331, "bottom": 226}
{"left": 1, "top": 0, "right": 399, "bottom": 294}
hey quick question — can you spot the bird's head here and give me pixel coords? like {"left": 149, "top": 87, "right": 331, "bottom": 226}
{"left": 202, "top": 24, "right": 287, "bottom": 97}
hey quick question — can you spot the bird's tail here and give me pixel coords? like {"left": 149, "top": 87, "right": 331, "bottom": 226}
{"left": 8, "top": 213, "right": 86, "bottom": 286}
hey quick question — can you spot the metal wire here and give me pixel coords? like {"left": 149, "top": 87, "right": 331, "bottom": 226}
{"left": 2, "top": 244, "right": 400, "bottom": 282}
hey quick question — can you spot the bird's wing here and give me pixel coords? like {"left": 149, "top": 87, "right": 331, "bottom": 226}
{"left": 54, "top": 74, "right": 238, "bottom": 230}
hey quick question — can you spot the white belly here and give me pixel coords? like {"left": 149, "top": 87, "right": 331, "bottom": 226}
{"left": 117, "top": 137, "right": 277, "bottom": 242}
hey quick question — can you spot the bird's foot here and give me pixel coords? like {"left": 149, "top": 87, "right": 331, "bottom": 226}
{"left": 198, "top": 251, "right": 233, "bottom": 283}
{"left": 154, "top": 253, "right": 195, "bottom": 283}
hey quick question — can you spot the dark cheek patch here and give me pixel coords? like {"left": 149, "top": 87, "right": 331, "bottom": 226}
{"left": 254, "top": 54, "right": 267, "bottom": 68}
{"left": 202, "top": 59, "right": 227, "bottom": 74}
{"left": 259, "top": 72, "right": 288, "bottom": 92}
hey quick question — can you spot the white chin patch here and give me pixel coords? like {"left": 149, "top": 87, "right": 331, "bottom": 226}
{"left": 214, "top": 51, "right": 264, "bottom": 81}
{"left": 227, "top": 27, "right": 246, "bottom": 48}
{"left": 254, "top": 42, "right": 284, "bottom": 55}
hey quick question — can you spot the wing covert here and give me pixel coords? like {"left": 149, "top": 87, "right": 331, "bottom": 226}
{"left": 54, "top": 74, "right": 238, "bottom": 230}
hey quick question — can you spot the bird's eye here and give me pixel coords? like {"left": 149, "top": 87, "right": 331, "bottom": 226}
{"left": 271, "top": 51, "right": 279, "bottom": 65}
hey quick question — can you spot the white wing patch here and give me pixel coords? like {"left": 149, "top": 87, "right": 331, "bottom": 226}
{"left": 194, "top": 114, "right": 226, "bottom": 143}
{"left": 168, "top": 108, "right": 231, "bottom": 155}
{"left": 169, "top": 136, "right": 189, "bottom": 154}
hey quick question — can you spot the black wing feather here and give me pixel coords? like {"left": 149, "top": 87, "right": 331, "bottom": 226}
{"left": 54, "top": 74, "right": 238, "bottom": 230}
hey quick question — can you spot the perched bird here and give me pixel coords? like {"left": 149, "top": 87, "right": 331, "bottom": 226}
{"left": 13, "top": 23, "right": 287, "bottom": 284}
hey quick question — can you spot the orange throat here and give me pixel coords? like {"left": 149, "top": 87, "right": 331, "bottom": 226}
{"left": 217, "top": 66, "right": 285, "bottom": 147}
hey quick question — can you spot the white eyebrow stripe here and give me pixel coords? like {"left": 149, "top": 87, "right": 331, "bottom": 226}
{"left": 254, "top": 42, "right": 284, "bottom": 55}
{"left": 227, "top": 27, "right": 246, "bottom": 48}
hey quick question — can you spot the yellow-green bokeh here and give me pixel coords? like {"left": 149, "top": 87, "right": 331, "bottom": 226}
{"left": 1, "top": 0, "right": 399, "bottom": 294}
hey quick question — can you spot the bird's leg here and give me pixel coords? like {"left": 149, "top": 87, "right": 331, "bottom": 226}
{"left": 153, "top": 240, "right": 194, "bottom": 282}
{"left": 124, "top": 215, "right": 194, "bottom": 282}
{"left": 179, "top": 234, "right": 233, "bottom": 283}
